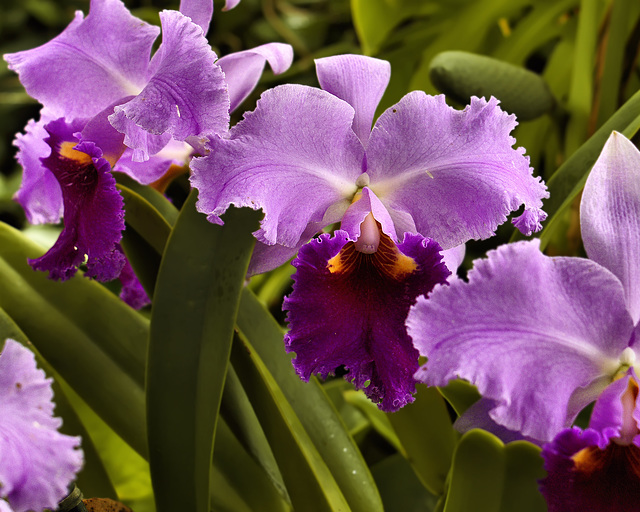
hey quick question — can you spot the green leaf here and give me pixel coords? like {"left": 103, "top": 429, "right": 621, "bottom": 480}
{"left": 146, "top": 191, "right": 260, "bottom": 512}
{"left": 231, "top": 334, "right": 350, "bottom": 512}
{"left": 388, "top": 386, "right": 456, "bottom": 495}
{"left": 442, "top": 430, "right": 546, "bottom": 512}
{"left": 237, "top": 288, "right": 384, "bottom": 512}
{"left": 438, "top": 380, "right": 481, "bottom": 417}
{"left": 0, "top": 222, "right": 148, "bottom": 456}
{"left": 429, "top": 51, "right": 555, "bottom": 121}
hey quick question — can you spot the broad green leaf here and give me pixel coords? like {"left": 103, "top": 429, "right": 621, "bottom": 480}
{"left": 443, "top": 430, "right": 546, "bottom": 512}
{"left": 120, "top": 226, "right": 161, "bottom": 299}
{"left": 438, "top": 380, "right": 481, "bottom": 417}
{"left": 231, "top": 334, "right": 350, "bottom": 512}
{"left": 0, "top": 308, "right": 117, "bottom": 499}
{"left": 220, "top": 365, "right": 290, "bottom": 505}
{"left": 0, "top": 222, "right": 147, "bottom": 456}
{"left": 146, "top": 191, "right": 259, "bottom": 512}
{"left": 371, "top": 453, "right": 440, "bottom": 512}
{"left": 388, "top": 386, "right": 456, "bottom": 495}
{"left": 115, "top": 174, "right": 179, "bottom": 227}
{"left": 237, "top": 288, "right": 384, "bottom": 512}
{"left": 429, "top": 51, "right": 555, "bottom": 121}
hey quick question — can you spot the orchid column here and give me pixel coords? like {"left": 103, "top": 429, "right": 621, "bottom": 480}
{"left": 191, "top": 54, "right": 549, "bottom": 411}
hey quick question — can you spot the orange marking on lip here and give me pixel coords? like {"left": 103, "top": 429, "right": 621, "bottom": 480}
{"left": 59, "top": 141, "right": 92, "bottom": 165}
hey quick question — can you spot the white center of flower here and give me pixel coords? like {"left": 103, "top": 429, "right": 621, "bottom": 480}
{"left": 620, "top": 347, "right": 637, "bottom": 367}
{"left": 354, "top": 212, "right": 380, "bottom": 254}
{"left": 355, "top": 172, "right": 370, "bottom": 188}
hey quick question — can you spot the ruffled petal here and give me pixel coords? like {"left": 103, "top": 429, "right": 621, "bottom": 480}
{"left": 581, "top": 131, "right": 640, "bottom": 324}
{"left": 367, "top": 94, "right": 548, "bottom": 250}
{"left": 4, "top": 0, "right": 158, "bottom": 119}
{"left": 540, "top": 427, "right": 640, "bottom": 512}
{"left": 118, "top": 250, "right": 151, "bottom": 309}
{"left": 13, "top": 116, "right": 63, "bottom": 225}
{"left": 283, "top": 230, "right": 449, "bottom": 411}
{"left": 0, "top": 340, "right": 82, "bottom": 512}
{"left": 179, "top": 0, "right": 213, "bottom": 34}
{"left": 217, "top": 43, "right": 294, "bottom": 112}
{"left": 190, "top": 84, "right": 363, "bottom": 248}
{"left": 109, "top": 10, "right": 229, "bottom": 161}
{"left": 315, "top": 55, "right": 390, "bottom": 147}
{"left": 114, "top": 139, "right": 191, "bottom": 184}
{"left": 29, "top": 118, "right": 126, "bottom": 281}
{"left": 408, "top": 240, "right": 634, "bottom": 442}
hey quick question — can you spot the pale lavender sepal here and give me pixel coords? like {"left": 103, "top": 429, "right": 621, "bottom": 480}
{"left": 315, "top": 55, "right": 390, "bottom": 147}
{"left": 340, "top": 187, "right": 397, "bottom": 241}
{"left": 109, "top": 10, "right": 229, "bottom": 161}
{"left": 0, "top": 340, "right": 82, "bottom": 512}
{"left": 190, "top": 84, "right": 363, "bottom": 248}
{"left": 453, "top": 398, "right": 533, "bottom": 444}
{"left": 408, "top": 240, "right": 633, "bottom": 442}
{"left": 217, "top": 43, "right": 294, "bottom": 113}
{"left": 588, "top": 373, "right": 635, "bottom": 447}
{"left": 441, "top": 244, "right": 465, "bottom": 275}
{"left": 179, "top": 0, "right": 213, "bottom": 34}
{"left": 4, "top": 0, "right": 158, "bottom": 119}
{"left": 114, "top": 140, "right": 191, "bottom": 185}
{"left": 367, "top": 94, "right": 548, "bottom": 250}
{"left": 581, "top": 132, "right": 640, "bottom": 325}
{"left": 0, "top": 500, "right": 12, "bottom": 512}
{"left": 13, "top": 117, "right": 62, "bottom": 225}
{"left": 223, "top": 0, "right": 241, "bottom": 10}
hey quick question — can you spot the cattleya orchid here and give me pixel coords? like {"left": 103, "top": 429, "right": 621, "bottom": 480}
{"left": 190, "top": 54, "right": 549, "bottom": 410}
{"left": 407, "top": 131, "right": 640, "bottom": 510}
{"left": 0, "top": 339, "right": 83, "bottom": 512}
{"left": 4, "top": 0, "right": 292, "bottom": 293}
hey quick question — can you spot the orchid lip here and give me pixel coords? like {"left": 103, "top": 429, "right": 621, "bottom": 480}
{"left": 354, "top": 212, "right": 380, "bottom": 254}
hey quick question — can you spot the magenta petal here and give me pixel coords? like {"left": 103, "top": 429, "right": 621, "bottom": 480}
{"left": 109, "top": 10, "right": 229, "bottom": 161}
{"left": 217, "top": 43, "right": 294, "bottom": 112}
{"left": 4, "top": 0, "right": 158, "bottom": 119}
{"left": 540, "top": 426, "right": 640, "bottom": 512}
{"left": 118, "top": 251, "right": 151, "bottom": 309}
{"left": 315, "top": 55, "right": 390, "bottom": 147}
{"left": 367, "top": 94, "right": 548, "bottom": 249}
{"left": 190, "top": 84, "right": 363, "bottom": 248}
{"left": 0, "top": 340, "right": 83, "bottom": 512}
{"left": 408, "top": 240, "right": 634, "bottom": 442}
{"left": 581, "top": 132, "right": 640, "bottom": 324}
{"left": 29, "top": 118, "right": 126, "bottom": 281}
{"left": 283, "top": 230, "right": 449, "bottom": 411}
{"left": 13, "top": 116, "right": 63, "bottom": 225}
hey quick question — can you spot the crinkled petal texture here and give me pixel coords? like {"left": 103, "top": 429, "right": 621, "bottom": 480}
{"left": 13, "top": 116, "right": 63, "bottom": 225}
{"left": 109, "top": 10, "right": 229, "bottom": 162}
{"left": 581, "top": 132, "right": 640, "bottom": 325}
{"left": 283, "top": 230, "right": 449, "bottom": 411}
{"left": 178, "top": 0, "right": 213, "bottom": 34}
{"left": 217, "top": 43, "right": 294, "bottom": 113}
{"left": 367, "top": 94, "right": 548, "bottom": 250}
{"left": 4, "top": 0, "right": 158, "bottom": 119}
{"left": 315, "top": 54, "right": 390, "bottom": 147}
{"left": 0, "top": 340, "right": 82, "bottom": 512}
{"left": 29, "top": 118, "right": 125, "bottom": 281}
{"left": 408, "top": 240, "right": 634, "bottom": 442}
{"left": 540, "top": 375, "right": 640, "bottom": 512}
{"left": 190, "top": 84, "right": 364, "bottom": 248}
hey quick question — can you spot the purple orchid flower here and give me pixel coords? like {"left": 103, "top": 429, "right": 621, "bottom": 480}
{"left": 0, "top": 339, "right": 83, "bottom": 512}
{"left": 5, "top": 0, "right": 291, "bottom": 293}
{"left": 407, "top": 131, "right": 640, "bottom": 510}
{"left": 190, "top": 54, "right": 548, "bottom": 411}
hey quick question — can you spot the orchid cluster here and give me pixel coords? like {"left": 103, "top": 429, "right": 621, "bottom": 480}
{"left": 1, "top": 0, "right": 640, "bottom": 511}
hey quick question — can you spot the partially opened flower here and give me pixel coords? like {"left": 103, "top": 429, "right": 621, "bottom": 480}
{"left": 0, "top": 339, "right": 83, "bottom": 512}
{"left": 407, "top": 131, "right": 640, "bottom": 509}
{"left": 191, "top": 54, "right": 548, "bottom": 410}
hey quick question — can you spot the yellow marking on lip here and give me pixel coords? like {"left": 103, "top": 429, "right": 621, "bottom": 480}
{"left": 59, "top": 141, "right": 92, "bottom": 165}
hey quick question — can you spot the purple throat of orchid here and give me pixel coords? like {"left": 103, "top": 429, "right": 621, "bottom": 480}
{"left": 283, "top": 213, "right": 450, "bottom": 412}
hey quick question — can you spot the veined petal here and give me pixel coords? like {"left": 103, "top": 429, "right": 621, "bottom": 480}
{"left": 179, "top": 0, "right": 213, "bottom": 34}
{"left": 217, "top": 43, "right": 294, "bottom": 113}
{"left": 109, "top": 10, "right": 229, "bottom": 161}
{"left": 29, "top": 118, "right": 126, "bottom": 281}
{"left": 4, "top": 0, "right": 158, "bottom": 119}
{"left": 408, "top": 240, "right": 634, "bottom": 442}
{"left": 581, "top": 132, "right": 640, "bottom": 325}
{"left": 283, "top": 230, "right": 449, "bottom": 411}
{"left": 315, "top": 55, "right": 390, "bottom": 147}
{"left": 367, "top": 94, "right": 548, "bottom": 250}
{"left": 0, "top": 340, "right": 83, "bottom": 512}
{"left": 13, "top": 116, "right": 63, "bottom": 225}
{"left": 190, "top": 84, "right": 364, "bottom": 248}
